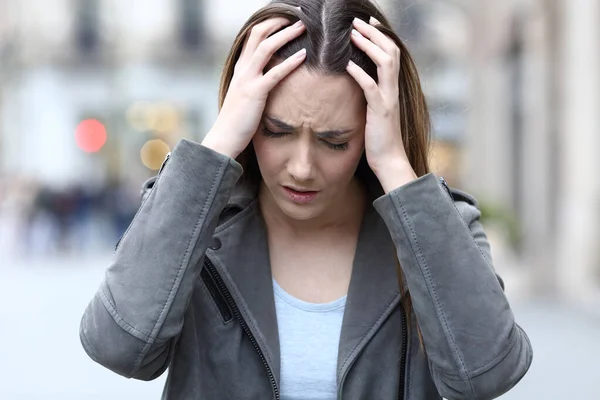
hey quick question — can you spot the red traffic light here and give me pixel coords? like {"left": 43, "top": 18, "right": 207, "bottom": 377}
{"left": 75, "top": 119, "right": 107, "bottom": 153}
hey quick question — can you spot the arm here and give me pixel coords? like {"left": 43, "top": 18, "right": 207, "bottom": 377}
{"left": 373, "top": 173, "right": 533, "bottom": 400}
{"left": 79, "top": 139, "right": 243, "bottom": 380}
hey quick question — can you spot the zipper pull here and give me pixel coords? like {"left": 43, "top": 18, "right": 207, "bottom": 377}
{"left": 438, "top": 176, "right": 453, "bottom": 199}
{"left": 158, "top": 152, "right": 171, "bottom": 175}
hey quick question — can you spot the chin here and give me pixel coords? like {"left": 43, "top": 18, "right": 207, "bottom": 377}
{"left": 277, "top": 199, "right": 324, "bottom": 221}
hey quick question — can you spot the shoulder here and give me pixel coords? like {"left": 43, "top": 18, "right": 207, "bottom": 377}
{"left": 437, "top": 176, "right": 477, "bottom": 208}
{"left": 449, "top": 187, "right": 477, "bottom": 207}
{"left": 447, "top": 184, "right": 481, "bottom": 224}
{"left": 140, "top": 176, "right": 158, "bottom": 203}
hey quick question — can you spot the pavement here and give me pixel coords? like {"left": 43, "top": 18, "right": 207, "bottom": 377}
{"left": 1, "top": 254, "right": 599, "bottom": 399}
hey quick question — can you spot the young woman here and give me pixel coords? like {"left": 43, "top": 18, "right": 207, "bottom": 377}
{"left": 80, "top": 0, "right": 533, "bottom": 398}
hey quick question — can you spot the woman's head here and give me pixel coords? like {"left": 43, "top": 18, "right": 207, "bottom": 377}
{"left": 218, "top": 0, "right": 430, "bottom": 341}
{"left": 253, "top": 67, "right": 367, "bottom": 221}
{"left": 219, "top": 0, "right": 431, "bottom": 221}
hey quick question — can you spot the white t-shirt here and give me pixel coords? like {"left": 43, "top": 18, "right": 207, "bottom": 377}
{"left": 273, "top": 279, "right": 347, "bottom": 400}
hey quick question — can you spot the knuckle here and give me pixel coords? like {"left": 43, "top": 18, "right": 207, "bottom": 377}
{"left": 255, "top": 40, "right": 269, "bottom": 54}
{"left": 382, "top": 55, "right": 394, "bottom": 68}
{"left": 251, "top": 49, "right": 266, "bottom": 64}
{"left": 257, "top": 40, "right": 276, "bottom": 58}
{"left": 266, "top": 68, "right": 282, "bottom": 83}
{"left": 233, "top": 63, "right": 248, "bottom": 78}
{"left": 365, "top": 80, "right": 378, "bottom": 92}
{"left": 251, "top": 24, "right": 265, "bottom": 37}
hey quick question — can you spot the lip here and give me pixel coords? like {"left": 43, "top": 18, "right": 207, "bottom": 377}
{"left": 282, "top": 186, "right": 320, "bottom": 204}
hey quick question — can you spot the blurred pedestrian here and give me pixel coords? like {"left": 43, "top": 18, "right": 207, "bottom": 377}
{"left": 0, "top": 175, "right": 38, "bottom": 258}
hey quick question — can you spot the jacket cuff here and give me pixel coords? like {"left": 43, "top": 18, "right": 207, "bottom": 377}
{"left": 165, "top": 139, "right": 243, "bottom": 188}
{"left": 372, "top": 173, "right": 450, "bottom": 217}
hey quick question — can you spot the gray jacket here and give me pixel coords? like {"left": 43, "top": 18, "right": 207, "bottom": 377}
{"left": 80, "top": 139, "right": 532, "bottom": 399}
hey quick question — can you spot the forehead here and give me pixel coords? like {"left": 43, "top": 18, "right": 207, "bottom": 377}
{"left": 265, "top": 67, "right": 365, "bottom": 128}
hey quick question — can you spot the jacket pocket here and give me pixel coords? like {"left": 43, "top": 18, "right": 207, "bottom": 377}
{"left": 200, "top": 265, "right": 234, "bottom": 323}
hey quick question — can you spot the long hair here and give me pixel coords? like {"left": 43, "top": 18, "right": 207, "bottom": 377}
{"left": 218, "top": 0, "right": 431, "bottom": 345}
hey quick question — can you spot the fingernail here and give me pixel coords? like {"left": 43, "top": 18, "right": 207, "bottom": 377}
{"left": 296, "top": 48, "right": 307, "bottom": 58}
{"left": 353, "top": 17, "right": 366, "bottom": 25}
{"left": 369, "top": 16, "right": 381, "bottom": 25}
{"left": 351, "top": 29, "right": 362, "bottom": 37}
{"left": 295, "top": 6, "right": 302, "bottom": 11}
{"left": 293, "top": 20, "right": 303, "bottom": 28}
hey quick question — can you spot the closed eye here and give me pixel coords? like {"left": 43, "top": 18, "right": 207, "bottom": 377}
{"left": 262, "top": 127, "right": 349, "bottom": 151}
{"left": 261, "top": 127, "right": 289, "bottom": 138}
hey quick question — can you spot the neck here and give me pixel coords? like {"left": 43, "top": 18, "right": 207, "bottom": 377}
{"left": 258, "top": 178, "right": 367, "bottom": 239}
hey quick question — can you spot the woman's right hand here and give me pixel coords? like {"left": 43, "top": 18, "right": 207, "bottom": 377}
{"left": 202, "top": 17, "right": 307, "bottom": 159}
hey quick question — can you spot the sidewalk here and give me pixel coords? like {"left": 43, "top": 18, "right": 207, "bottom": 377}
{"left": 1, "top": 254, "right": 599, "bottom": 399}
{"left": 500, "top": 298, "right": 600, "bottom": 399}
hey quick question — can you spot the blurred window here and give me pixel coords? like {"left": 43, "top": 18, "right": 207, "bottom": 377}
{"left": 394, "top": 1, "right": 471, "bottom": 144}
{"left": 508, "top": 12, "right": 526, "bottom": 244}
{"left": 76, "top": 0, "right": 100, "bottom": 53}
{"left": 393, "top": 0, "right": 425, "bottom": 43}
{"left": 178, "top": 0, "right": 204, "bottom": 50}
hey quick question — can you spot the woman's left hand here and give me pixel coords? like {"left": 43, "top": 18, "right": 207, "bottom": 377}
{"left": 346, "top": 17, "right": 417, "bottom": 192}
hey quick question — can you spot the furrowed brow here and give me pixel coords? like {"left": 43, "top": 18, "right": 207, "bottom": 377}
{"left": 264, "top": 116, "right": 294, "bottom": 131}
{"left": 265, "top": 115, "right": 352, "bottom": 138}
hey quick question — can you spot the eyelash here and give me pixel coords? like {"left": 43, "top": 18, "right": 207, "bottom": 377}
{"left": 261, "top": 128, "right": 349, "bottom": 151}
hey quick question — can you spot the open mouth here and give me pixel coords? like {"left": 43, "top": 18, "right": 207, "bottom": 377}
{"left": 282, "top": 186, "right": 320, "bottom": 203}
{"left": 286, "top": 187, "right": 317, "bottom": 193}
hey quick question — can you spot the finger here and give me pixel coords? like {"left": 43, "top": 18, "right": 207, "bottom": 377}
{"left": 346, "top": 60, "right": 384, "bottom": 109}
{"left": 352, "top": 18, "right": 399, "bottom": 59}
{"left": 351, "top": 28, "right": 391, "bottom": 68}
{"left": 249, "top": 20, "right": 305, "bottom": 73}
{"left": 369, "top": 16, "right": 381, "bottom": 26}
{"left": 262, "top": 48, "right": 307, "bottom": 91}
{"left": 350, "top": 28, "right": 397, "bottom": 94}
{"left": 240, "top": 17, "right": 294, "bottom": 64}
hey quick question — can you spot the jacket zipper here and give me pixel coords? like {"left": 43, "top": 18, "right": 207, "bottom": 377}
{"left": 439, "top": 176, "right": 453, "bottom": 199}
{"left": 398, "top": 306, "right": 408, "bottom": 400}
{"left": 200, "top": 266, "right": 234, "bottom": 322}
{"left": 115, "top": 153, "right": 171, "bottom": 252}
{"left": 203, "top": 257, "right": 280, "bottom": 400}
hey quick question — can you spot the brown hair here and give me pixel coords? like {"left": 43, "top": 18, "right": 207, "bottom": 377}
{"left": 218, "top": 0, "right": 431, "bottom": 344}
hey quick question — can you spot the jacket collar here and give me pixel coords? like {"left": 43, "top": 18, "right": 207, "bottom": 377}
{"left": 206, "top": 180, "right": 400, "bottom": 384}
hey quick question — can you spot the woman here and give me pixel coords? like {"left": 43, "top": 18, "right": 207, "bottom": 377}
{"left": 79, "top": 0, "right": 533, "bottom": 398}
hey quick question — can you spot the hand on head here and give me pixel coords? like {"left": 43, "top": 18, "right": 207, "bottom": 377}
{"left": 202, "top": 17, "right": 307, "bottom": 159}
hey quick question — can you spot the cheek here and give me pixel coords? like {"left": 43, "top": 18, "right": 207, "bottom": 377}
{"left": 252, "top": 136, "right": 283, "bottom": 177}
{"left": 322, "top": 145, "right": 365, "bottom": 184}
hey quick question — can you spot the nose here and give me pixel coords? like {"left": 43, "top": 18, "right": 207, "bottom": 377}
{"left": 287, "top": 140, "right": 316, "bottom": 182}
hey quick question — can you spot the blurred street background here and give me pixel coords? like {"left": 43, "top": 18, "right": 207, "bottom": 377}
{"left": 1, "top": 0, "right": 599, "bottom": 398}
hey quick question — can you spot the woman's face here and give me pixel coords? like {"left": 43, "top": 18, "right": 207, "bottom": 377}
{"left": 253, "top": 67, "right": 367, "bottom": 222}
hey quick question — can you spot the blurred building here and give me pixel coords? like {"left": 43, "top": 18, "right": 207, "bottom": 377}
{"left": 0, "top": 0, "right": 235, "bottom": 189}
{"left": 0, "top": 0, "right": 598, "bottom": 302}
{"left": 383, "top": 0, "right": 600, "bottom": 305}
{"left": 467, "top": 0, "right": 599, "bottom": 307}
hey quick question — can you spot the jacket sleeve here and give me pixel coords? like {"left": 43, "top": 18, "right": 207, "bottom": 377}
{"left": 373, "top": 173, "right": 533, "bottom": 400}
{"left": 79, "top": 139, "right": 243, "bottom": 380}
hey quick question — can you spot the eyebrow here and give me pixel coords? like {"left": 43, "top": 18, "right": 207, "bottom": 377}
{"left": 264, "top": 115, "right": 353, "bottom": 139}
